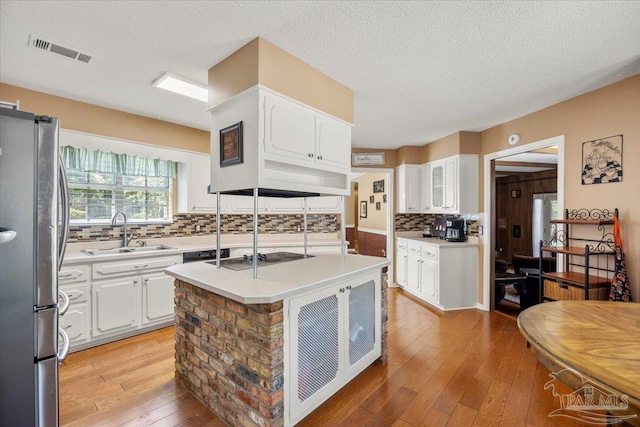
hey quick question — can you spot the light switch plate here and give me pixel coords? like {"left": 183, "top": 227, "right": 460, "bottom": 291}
{"left": 478, "top": 225, "right": 484, "bottom": 235}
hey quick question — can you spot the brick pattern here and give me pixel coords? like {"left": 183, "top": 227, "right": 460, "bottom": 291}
{"left": 67, "top": 213, "right": 339, "bottom": 243}
{"left": 394, "top": 214, "right": 478, "bottom": 236}
{"left": 174, "top": 280, "right": 285, "bottom": 427}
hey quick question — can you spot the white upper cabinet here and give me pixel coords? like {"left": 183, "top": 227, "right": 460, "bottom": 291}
{"left": 307, "top": 196, "right": 341, "bottom": 212}
{"left": 315, "top": 115, "right": 351, "bottom": 170}
{"left": 396, "top": 164, "right": 421, "bottom": 213}
{"left": 263, "top": 94, "right": 316, "bottom": 164}
{"left": 226, "top": 195, "right": 268, "bottom": 213}
{"left": 420, "top": 163, "right": 431, "bottom": 212}
{"left": 397, "top": 155, "right": 478, "bottom": 214}
{"left": 178, "top": 153, "right": 223, "bottom": 213}
{"left": 263, "top": 91, "right": 351, "bottom": 174}
{"left": 429, "top": 155, "right": 478, "bottom": 214}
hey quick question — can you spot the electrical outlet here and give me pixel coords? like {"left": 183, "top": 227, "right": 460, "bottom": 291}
{"left": 195, "top": 225, "right": 201, "bottom": 233}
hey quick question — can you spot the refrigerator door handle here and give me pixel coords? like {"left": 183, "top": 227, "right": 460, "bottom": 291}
{"left": 57, "top": 327, "right": 70, "bottom": 365}
{"left": 58, "top": 157, "right": 70, "bottom": 271}
{"left": 58, "top": 290, "right": 70, "bottom": 317}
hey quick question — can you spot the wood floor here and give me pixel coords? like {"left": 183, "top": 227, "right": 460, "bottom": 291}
{"left": 60, "top": 288, "right": 596, "bottom": 426}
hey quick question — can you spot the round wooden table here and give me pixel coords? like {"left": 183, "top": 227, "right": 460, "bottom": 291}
{"left": 518, "top": 301, "right": 640, "bottom": 426}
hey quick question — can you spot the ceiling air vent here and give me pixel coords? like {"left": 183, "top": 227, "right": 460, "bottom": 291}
{"left": 28, "top": 35, "right": 92, "bottom": 64}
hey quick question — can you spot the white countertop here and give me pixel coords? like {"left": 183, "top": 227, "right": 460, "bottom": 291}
{"left": 63, "top": 233, "right": 345, "bottom": 264}
{"left": 166, "top": 254, "right": 389, "bottom": 304}
{"left": 395, "top": 231, "right": 479, "bottom": 248}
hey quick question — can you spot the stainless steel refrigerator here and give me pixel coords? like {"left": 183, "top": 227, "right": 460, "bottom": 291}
{"left": 0, "top": 104, "right": 71, "bottom": 426}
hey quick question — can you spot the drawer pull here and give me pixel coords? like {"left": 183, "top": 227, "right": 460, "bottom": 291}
{"left": 59, "top": 272, "right": 74, "bottom": 278}
{"left": 134, "top": 264, "right": 148, "bottom": 269}
{"left": 559, "top": 284, "right": 569, "bottom": 289}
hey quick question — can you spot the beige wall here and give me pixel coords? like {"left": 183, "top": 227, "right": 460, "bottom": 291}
{"left": 208, "top": 37, "right": 354, "bottom": 123}
{"left": 479, "top": 74, "right": 640, "bottom": 303}
{"left": 0, "top": 84, "right": 210, "bottom": 153}
{"left": 357, "top": 173, "right": 388, "bottom": 231}
{"left": 391, "top": 131, "right": 482, "bottom": 166}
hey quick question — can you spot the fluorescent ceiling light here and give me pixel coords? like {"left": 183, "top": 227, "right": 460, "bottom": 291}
{"left": 152, "top": 72, "right": 207, "bottom": 102}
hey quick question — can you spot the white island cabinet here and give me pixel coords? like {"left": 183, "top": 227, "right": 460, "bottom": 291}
{"left": 287, "top": 269, "right": 381, "bottom": 424}
{"left": 395, "top": 236, "right": 478, "bottom": 310}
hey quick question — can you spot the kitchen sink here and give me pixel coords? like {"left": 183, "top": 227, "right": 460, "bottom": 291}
{"left": 82, "top": 245, "right": 176, "bottom": 256}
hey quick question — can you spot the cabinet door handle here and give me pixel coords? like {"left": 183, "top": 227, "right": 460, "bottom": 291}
{"left": 317, "top": 155, "right": 323, "bottom": 160}
{"left": 133, "top": 279, "right": 138, "bottom": 284}
{"left": 308, "top": 153, "right": 314, "bottom": 158}
{"left": 346, "top": 285, "right": 352, "bottom": 290}
{"left": 144, "top": 278, "right": 149, "bottom": 283}
{"left": 339, "top": 288, "right": 345, "bottom": 293}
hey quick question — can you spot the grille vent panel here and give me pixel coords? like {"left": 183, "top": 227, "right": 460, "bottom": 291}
{"left": 297, "top": 294, "right": 339, "bottom": 402}
{"left": 349, "top": 280, "right": 376, "bottom": 365}
{"left": 28, "top": 35, "right": 92, "bottom": 64}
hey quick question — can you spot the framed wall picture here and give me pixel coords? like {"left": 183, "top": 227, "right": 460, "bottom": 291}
{"left": 369, "top": 195, "right": 374, "bottom": 204}
{"left": 219, "top": 121, "right": 243, "bottom": 167}
{"left": 373, "top": 180, "right": 384, "bottom": 193}
{"left": 581, "top": 134, "right": 623, "bottom": 184}
{"left": 359, "top": 201, "right": 367, "bottom": 218}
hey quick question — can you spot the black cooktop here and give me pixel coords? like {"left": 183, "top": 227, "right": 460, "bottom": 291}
{"left": 207, "top": 251, "right": 314, "bottom": 271}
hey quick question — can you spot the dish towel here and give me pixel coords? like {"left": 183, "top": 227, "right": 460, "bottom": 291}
{"left": 609, "top": 215, "right": 632, "bottom": 301}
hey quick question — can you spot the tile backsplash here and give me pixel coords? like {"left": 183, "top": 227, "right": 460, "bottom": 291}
{"left": 394, "top": 213, "right": 479, "bottom": 236}
{"left": 67, "top": 213, "right": 339, "bottom": 243}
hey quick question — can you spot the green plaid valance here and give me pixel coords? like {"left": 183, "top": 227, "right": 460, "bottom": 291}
{"left": 61, "top": 146, "right": 176, "bottom": 178}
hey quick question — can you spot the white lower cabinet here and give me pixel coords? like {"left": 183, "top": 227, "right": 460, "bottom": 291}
{"left": 142, "top": 272, "right": 176, "bottom": 324}
{"left": 395, "top": 240, "right": 408, "bottom": 287}
{"left": 59, "top": 265, "right": 91, "bottom": 346}
{"left": 406, "top": 244, "right": 422, "bottom": 294}
{"left": 287, "top": 270, "right": 381, "bottom": 425}
{"left": 395, "top": 238, "right": 477, "bottom": 310}
{"left": 61, "top": 254, "right": 181, "bottom": 350}
{"left": 92, "top": 277, "right": 139, "bottom": 336}
{"left": 59, "top": 303, "right": 90, "bottom": 343}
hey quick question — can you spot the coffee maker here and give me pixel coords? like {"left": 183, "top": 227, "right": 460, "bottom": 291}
{"left": 444, "top": 219, "right": 466, "bottom": 242}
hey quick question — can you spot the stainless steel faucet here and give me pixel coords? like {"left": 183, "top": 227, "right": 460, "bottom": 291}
{"left": 111, "top": 211, "right": 133, "bottom": 247}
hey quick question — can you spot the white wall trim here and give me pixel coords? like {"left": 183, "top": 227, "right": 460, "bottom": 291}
{"left": 482, "top": 135, "right": 565, "bottom": 311}
{"left": 357, "top": 227, "right": 387, "bottom": 236}
{"left": 352, "top": 167, "right": 394, "bottom": 280}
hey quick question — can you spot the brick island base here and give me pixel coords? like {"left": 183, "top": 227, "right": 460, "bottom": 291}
{"left": 175, "top": 281, "right": 285, "bottom": 426}
{"left": 174, "top": 270, "right": 388, "bottom": 427}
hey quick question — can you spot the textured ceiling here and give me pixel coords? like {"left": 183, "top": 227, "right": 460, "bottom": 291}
{"left": 1, "top": 1, "right": 639, "bottom": 149}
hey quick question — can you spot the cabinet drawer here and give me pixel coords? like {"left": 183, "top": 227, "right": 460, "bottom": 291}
{"left": 396, "top": 240, "right": 407, "bottom": 251}
{"left": 59, "top": 303, "right": 89, "bottom": 344}
{"left": 92, "top": 255, "right": 181, "bottom": 279}
{"left": 421, "top": 246, "right": 438, "bottom": 260}
{"left": 58, "top": 265, "right": 89, "bottom": 285}
{"left": 59, "top": 283, "right": 89, "bottom": 304}
{"left": 408, "top": 244, "right": 421, "bottom": 255}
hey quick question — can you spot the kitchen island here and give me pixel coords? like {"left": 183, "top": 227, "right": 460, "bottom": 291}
{"left": 165, "top": 254, "right": 389, "bottom": 427}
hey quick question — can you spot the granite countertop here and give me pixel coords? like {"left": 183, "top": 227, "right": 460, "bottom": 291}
{"left": 166, "top": 253, "right": 389, "bottom": 304}
{"left": 395, "top": 231, "right": 480, "bottom": 248}
{"left": 63, "top": 233, "right": 346, "bottom": 264}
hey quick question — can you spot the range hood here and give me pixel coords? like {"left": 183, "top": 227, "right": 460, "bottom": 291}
{"left": 214, "top": 187, "right": 320, "bottom": 198}
{"left": 208, "top": 87, "right": 351, "bottom": 198}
